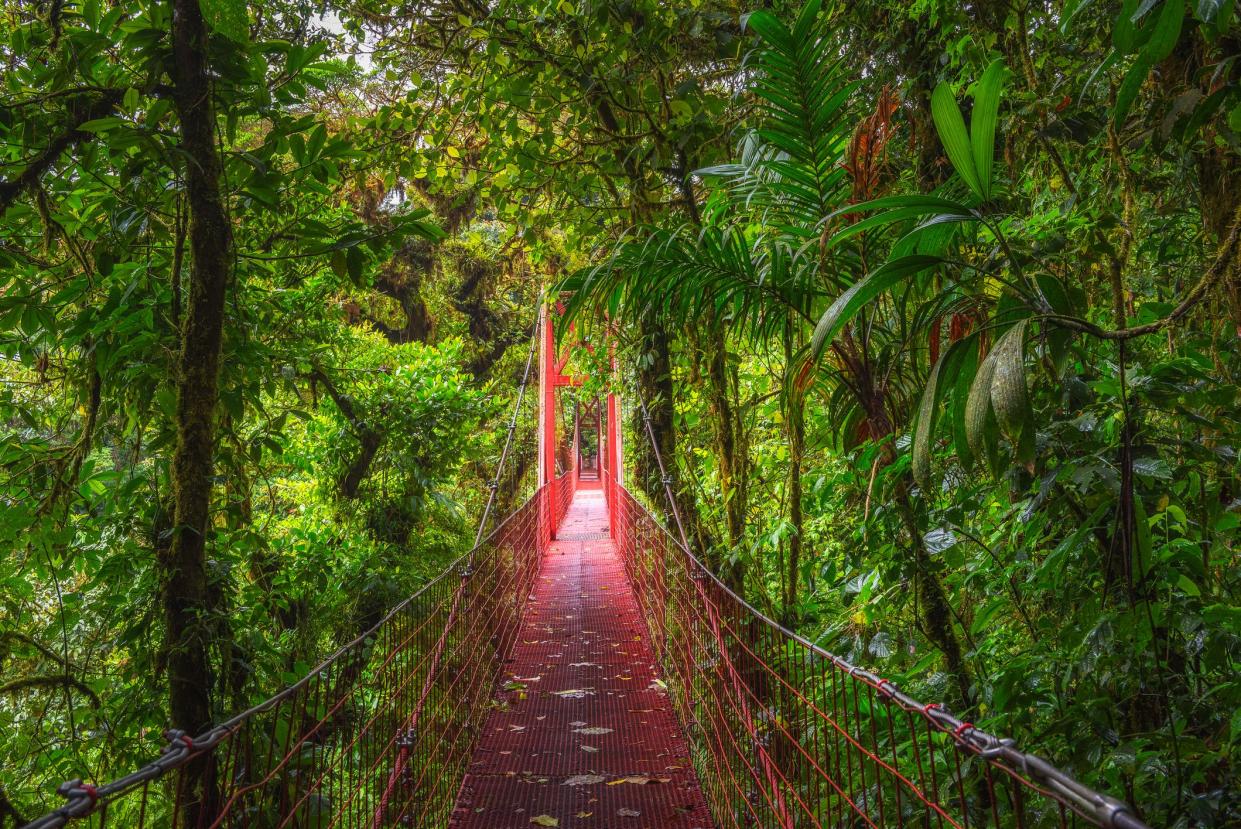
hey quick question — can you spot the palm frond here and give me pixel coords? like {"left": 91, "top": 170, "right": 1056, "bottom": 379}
{"left": 702, "top": 0, "right": 857, "bottom": 226}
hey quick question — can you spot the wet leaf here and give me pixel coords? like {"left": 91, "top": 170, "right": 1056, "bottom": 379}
{"left": 573, "top": 726, "right": 613, "bottom": 735}
{"left": 989, "top": 321, "right": 1029, "bottom": 443}
{"left": 564, "top": 774, "right": 606, "bottom": 786}
{"left": 553, "top": 688, "right": 594, "bottom": 699}
{"left": 965, "top": 347, "right": 998, "bottom": 468}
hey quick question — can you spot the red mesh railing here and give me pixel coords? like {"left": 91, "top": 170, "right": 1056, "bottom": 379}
{"left": 606, "top": 483, "right": 1148, "bottom": 829}
{"left": 553, "top": 466, "right": 575, "bottom": 530}
{"left": 27, "top": 486, "right": 549, "bottom": 829}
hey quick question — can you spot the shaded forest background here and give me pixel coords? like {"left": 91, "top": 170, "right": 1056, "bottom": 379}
{"left": 1, "top": 0, "right": 1239, "bottom": 826}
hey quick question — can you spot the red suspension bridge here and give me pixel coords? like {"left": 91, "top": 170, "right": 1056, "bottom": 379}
{"left": 23, "top": 305, "right": 1149, "bottom": 829}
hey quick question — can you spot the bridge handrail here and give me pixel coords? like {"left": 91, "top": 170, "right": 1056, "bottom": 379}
{"left": 612, "top": 482, "right": 1149, "bottom": 829}
{"left": 23, "top": 484, "right": 550, "bottom": 829}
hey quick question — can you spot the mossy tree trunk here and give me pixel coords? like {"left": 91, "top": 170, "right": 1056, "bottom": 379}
{"left": 165, "top": 0, "right": 233, "bottom": 820}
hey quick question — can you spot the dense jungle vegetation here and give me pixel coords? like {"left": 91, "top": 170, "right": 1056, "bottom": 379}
{"left": 1, "top": 0, "right": 1239, "bottom": 825}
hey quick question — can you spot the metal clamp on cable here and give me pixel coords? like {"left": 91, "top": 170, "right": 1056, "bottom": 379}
{"left": 975, "top": 735, "right": 1015, "bottom": 760}
{"left": 161, "top": 729, "right": 196, "bottom": 761}
{"left": 55, "top": 779, "right": 96, "bottom": 808}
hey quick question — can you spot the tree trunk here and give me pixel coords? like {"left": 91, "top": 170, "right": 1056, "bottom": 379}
{"left": 783, "top": 323, "right": 805, "bottom": 622}
{"left": 165, "top": 0, "right": 233, "bottom": 819}
{"left": 634, "top": 313, "right": 676, "bottom": 508}
{"left": 312, "top": 368, "right": 385, "bottom": 499}
{"left": 704, "top": 326, "right": 746, "bottom": 595}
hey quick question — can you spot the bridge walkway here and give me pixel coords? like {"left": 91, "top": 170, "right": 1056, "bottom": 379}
{"left": 450, "top": 487, "right": 713, "bottom": 828}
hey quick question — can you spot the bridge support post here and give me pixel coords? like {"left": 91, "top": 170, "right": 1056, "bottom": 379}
{"left": 605, "top": 346, "right": 621, "bottom": 535}
{"left": 538, "top": 303, "right": 557, "bottom": 543}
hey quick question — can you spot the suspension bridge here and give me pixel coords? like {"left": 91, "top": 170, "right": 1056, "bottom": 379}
{"left": 23, "top": 305, "right": 1150, "bottom": 829}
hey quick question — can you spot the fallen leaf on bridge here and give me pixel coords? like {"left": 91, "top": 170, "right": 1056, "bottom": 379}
{"left": 553, "top": 688, "right": 594, "bottom": 699}
{"left": 563, "top": 774, "right": 606, "bottom": 786}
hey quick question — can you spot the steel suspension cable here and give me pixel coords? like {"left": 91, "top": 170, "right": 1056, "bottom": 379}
{"left": 472, "top": 293, "right": 543, "bottom": 547}
{"left": 22, "top": 304, "right": 550, "bottom": 829}
{"left": 626, "top": 384, "right": 1150, "bottom": 829}
{"left": 636, "top": 394, "right": 691, "bottom": 551}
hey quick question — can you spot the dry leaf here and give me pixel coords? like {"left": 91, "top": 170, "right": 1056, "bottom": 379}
{"left": 617, "top": 808, "right": 640, "bottom": 817}
{"left": 573, "top": 727, "right": 613, "bottom": 735}
{"left": 553, "top": 688, "right": 594, "bottom": 699}
{"left": 563, "top": 775, "right": 606, "bottom": 786}
{"left": 530, "top": 816, "right": 559, "bottom": 827}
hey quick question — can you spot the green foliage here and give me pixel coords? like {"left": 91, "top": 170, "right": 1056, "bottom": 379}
{"left": 2, "top": 0, "right": 1239, "bottom": 826}
{"left": 0, "top": 0, "right": 536, "bottom": 818}
{"left": 566, "top": 1, "right": 1241, "bottom": 825}
{"left": 315, "top": 335, "right": 489, "bottom": 545}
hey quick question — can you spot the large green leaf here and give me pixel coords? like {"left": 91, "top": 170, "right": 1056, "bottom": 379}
{"left": 825, "top": 197, "right": 975, "bottom": 250}
{"left": 913, "top": 350, "right": 947, "bottom": 487}
{"left": 989, "top": 321, "right": 1032, "bottom": 463}
{"left": 1113, "top": 56, "right": 1152, "bottom": 125}
{"left": 829, "top": 194, "right": 978, "bottom": 216}
{"left": 965, "top": 346, "right": 998, "bottom": 467}
{"left": 970, "top": 60, "right": 1009, "bottom": 200}
{"left": 1113, "top": 0, "right": 1144, "bottom": 51}
{"left": 1113, "top": 0, "right": 1184, "bottom": 124}
{"left": 791, "top": 0, "right": 823, "bottom": 43}
{"left": 931, "top": 82, "right": 983, "bottom": 200}
{"left": 1145, "top": 0, "right": 1185, "bottom": 61}
{"left": 810, "top": 255, "right": 943, "bottom": 362}
{"left": 951, "top": 340, "right": 980, "bottom": 469}
{"left": 913, "top": 338, "right": 972, "bottom": 486}
{"left": 742, "top": 9, "right": 788, "bottom": 44}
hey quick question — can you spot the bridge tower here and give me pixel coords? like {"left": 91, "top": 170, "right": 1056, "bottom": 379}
{"left": 536, "top": 301, "right": 621, "bottom": 541}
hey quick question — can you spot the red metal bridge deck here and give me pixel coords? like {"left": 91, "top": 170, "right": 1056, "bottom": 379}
{"left": 450, "top": 489, "right": 714, "bottom": 829}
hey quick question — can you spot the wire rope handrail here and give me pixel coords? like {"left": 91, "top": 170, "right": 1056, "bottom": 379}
{"left": 23, "top": 483, "right": 549, "bottom": 829}
{"left": 601, "top": 395, "right": 1152, "bottom": 829}
{"left": 23, "top": 310, "right": 550, "bottom": 829}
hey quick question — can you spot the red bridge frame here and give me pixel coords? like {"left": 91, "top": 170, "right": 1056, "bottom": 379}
{"left": 537, "top": 302, "right": 621, "bottom": 542}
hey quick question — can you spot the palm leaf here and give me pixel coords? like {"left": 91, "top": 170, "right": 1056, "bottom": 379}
{"left": 931, "top": 81, "right": 984, "bottom": 200}
{"left": 810, "top": 255, "right": 943, "bottom": 363}
{"left": 970, "top": 59, "right": 1009, "bottom": 199}
{"left": 713, "top": 0, "right": 856, "bottom": 225}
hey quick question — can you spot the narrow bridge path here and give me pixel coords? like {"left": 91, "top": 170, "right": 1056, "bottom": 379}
{"left": 451, "top": 486, "right": 714, "bottom": 828}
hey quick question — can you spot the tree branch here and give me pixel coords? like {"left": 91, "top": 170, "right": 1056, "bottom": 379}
{"left": 1047, "top": 200, "right": 1241, "bottom": 341}
{"left": 0, "top": 90, "right": 124, "bottom": 216}
{"left": 0, "top": 674, "right": 101, "bottom": 708}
